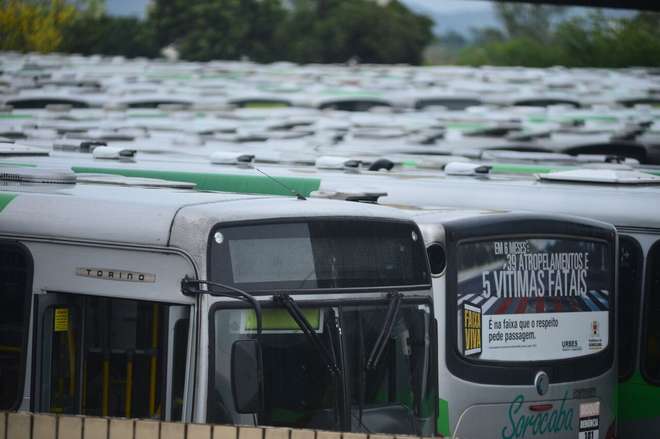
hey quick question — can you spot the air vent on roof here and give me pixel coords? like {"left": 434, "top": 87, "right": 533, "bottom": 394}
{"left": 538, "top": 169, "right": 660, "bottom": 185}
{"left": 311, "top": 190, "right": 387, "bottom": 203}
{"left": 368, "top": 158, "right": 394, "bottom": 171}
{"left": 445, "top": 162, "right": 491, "bottom": 176}
{"left": 210, "top": 152, "right": 255, "bottom": 165}
{"left": 92, "top": 147, "right": 136, "bottom": 160}
{"left": 0, "top": 167, "right": 76, "bottom": 184}
{"left": 315, "top": 156, "right": 361, "bottom": 171}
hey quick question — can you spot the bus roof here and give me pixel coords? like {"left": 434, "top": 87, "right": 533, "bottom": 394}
{"left": 0, "top": 178, "right": 416, "bottom": 247}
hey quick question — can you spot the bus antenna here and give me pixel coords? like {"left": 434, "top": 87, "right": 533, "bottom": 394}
{"left": 254, "top": 166, "right": 307, "bottom": 200}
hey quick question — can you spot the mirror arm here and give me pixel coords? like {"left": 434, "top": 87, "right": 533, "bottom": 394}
{"left": 182, "top": 278, "right": 263, "bottom": 335}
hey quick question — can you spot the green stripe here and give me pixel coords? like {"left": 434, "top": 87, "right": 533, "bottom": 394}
{"left": 490, "top": 163, "right": 569, "bottom": 174}
{"left": 491, "top": 163, "right": 660, "bottom": 177}
{"left": 619, "top": 372, "right": 660, "bottom": 421}
{"left": 437, "top": 398, "right": 450, "bottom": 436}
{"left": 0, "top": 114, "right": 33, "bottom": 120}
{"left": 444, "top": 122, "right": 489, "bottom": 131}
{"left": 71, "top": 167, "right": 321, "bottom": 197}
{"left": 0, "top": 161, "right": 37, "bottom": 168}
{"left": 0, "top": 193, "right": 17, "bottom": 212}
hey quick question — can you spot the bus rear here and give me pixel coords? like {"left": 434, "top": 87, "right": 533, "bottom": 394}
{"left": 439, "top": 215, "right": 617, "bottom": 439}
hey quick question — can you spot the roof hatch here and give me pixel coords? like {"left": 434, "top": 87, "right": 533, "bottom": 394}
{"left": 0, "top": 167, "right": 76, "bottom": 184}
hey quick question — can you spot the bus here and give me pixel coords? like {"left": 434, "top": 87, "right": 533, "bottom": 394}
{"left": 409, "top": 209, "right": 617, "bottom": 439}
{"left": 0, "top": 166, "right": 438, "bottom": 435}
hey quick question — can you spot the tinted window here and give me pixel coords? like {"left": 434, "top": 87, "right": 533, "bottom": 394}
{"left": 170, "top": 318, "right": 189, "bottom": 421}
{"left": 456, "top": 238, "right": 611, "bottom": 362}
{"left": 642, "top": 241, "right": 660, "bottom": 384}
{"left": 0, "top": 243, "right": 31, "bottom": 410}
{"left": 619, "top": 236, "right": 643, "bottom": 381}
{"left": 46, "top": 304, "right": 81, "bottom": 414}
{"left": 210, "top": 220, "right": 429, "bottom": 292}
{"left": 38, "top": 294, "right": 189, "bottom": 420}
{"left": 83, "top": 298, "right": 164, "bottom": 418}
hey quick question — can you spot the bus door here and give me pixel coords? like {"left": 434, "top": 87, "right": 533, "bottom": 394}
{"left": 33, "top": 292, "right": 189, "bottom": 421}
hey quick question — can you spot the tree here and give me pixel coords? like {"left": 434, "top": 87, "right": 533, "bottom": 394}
{"left": 61, "top": 16, "right": 159, "bottom": 58}
{"left": 149, "top": 0, "right": 287, "bottom": 62}
{"left": 554, "top": 12, "right": 660, "bottom": 67}
{"left": 454, "top": 8, "right": 660, "bottom": 68}
{"left": 0, "top": 0, "right": 77, "bottom": 52}
{"left": 279, "top": 0, "right": 433, "bottom": 64}
{"left": 494, "top": 3, "right": 566, "bottom": 43}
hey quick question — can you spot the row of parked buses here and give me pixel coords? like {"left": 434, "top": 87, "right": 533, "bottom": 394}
{"left": 4, "top": 51, "right": 660, "bottom": 439}
{"left": 0, "top": 150, "right": 626, "bottom": 439}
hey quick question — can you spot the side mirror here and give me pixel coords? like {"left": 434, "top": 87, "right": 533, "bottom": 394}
{"left": 231, "top": 339, "right": 264, "bottom": 414}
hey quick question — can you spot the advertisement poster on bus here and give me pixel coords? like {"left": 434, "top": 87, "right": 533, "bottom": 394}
{"left": 457, "top": 238, "right": 610, "bottom": 362}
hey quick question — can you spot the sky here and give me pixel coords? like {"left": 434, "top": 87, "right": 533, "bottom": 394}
{"left": 105, "top": 0, "right": 500, "bottom": 35}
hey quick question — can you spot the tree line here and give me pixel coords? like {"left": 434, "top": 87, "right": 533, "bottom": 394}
{"left": 1, "top": 0, "right": 434, "bottom": 65}
{"left": 432, "top": 5, "right": 660, "bottom": 68}
{"left": 2, "top": 1, "right": 659, "bottom": 67}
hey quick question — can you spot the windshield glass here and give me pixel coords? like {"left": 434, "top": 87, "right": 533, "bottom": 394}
{"left": 208, "top": 301, "right": 435, "bottom": 436}
{"left": 456, "top": 238, "right": 611, "bottom": 362}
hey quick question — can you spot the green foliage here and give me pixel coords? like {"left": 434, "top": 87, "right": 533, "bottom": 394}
{"left": 553, "top": 12, "right": 660, "bottom": 67}
{"left": 494, "top": 4, "right": 565, "bottom": 43}
{"left": 453, "top": 7, "right": 660, "bottom": 68}
{"left": 458, "top": 37, "right": 564, "bottom": 67}
{"left": 2, "top": 0, "right": 432, "bottom": 64}
{"left": 149, "top": 0, "right": 433, "bottom": 64}
{"left": 61, "top": 16, "right": 159, "bottom": 58}
{"left": 0, "top": 0, "right": 77, "bottom": 53}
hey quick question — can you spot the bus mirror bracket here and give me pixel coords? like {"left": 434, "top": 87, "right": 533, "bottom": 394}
{"left": 231, "top": 339, "right": 264, "bottom": 414}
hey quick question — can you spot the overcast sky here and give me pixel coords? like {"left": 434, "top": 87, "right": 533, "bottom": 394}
{"left": 105, "top": 0, "right": 500, "bottom": 35}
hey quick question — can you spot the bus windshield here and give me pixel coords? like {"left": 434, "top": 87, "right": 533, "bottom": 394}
{"left": 456, "top": 238, "right": 611, "bottom": 362}
{"left": 208, "top": 301, "right": 436, "bottom": 435}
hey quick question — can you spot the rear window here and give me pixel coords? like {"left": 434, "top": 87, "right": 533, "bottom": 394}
{"left": 457, "top": 238, "right": 610, "bottom": 362}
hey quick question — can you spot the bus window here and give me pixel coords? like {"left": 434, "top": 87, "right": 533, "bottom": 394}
{"left": 45, "top": 304, "right": 81, "bottom": 414}
{"left": 170, "top": 318, "right": 189, "bottom": 421}
{"left": 83, "top": 298, "right": 165, "bottom": 419}
{"left": 642, "top": 241, "right": 660, "bottom": 385}
{"left": 619, "top": 236, "right": 643, "bottom": 381}
{"left": 37, "top": 295, "right": 189, "bottom": 419}
{"left": 0, "top": 243, "right": 31, "bottom": 410}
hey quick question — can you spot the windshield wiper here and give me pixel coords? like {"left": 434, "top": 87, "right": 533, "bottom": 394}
{"left": 182, "top": 278, "right": 263, "bottom": 334}
{"left": 366, "top": 292, "right": 403, "bottom": 370}
{"left": 273, "top": 294, "right": 350, "bottom": 431}
{"left": 272, "top": 294, "right": 339, "bottom": 374}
